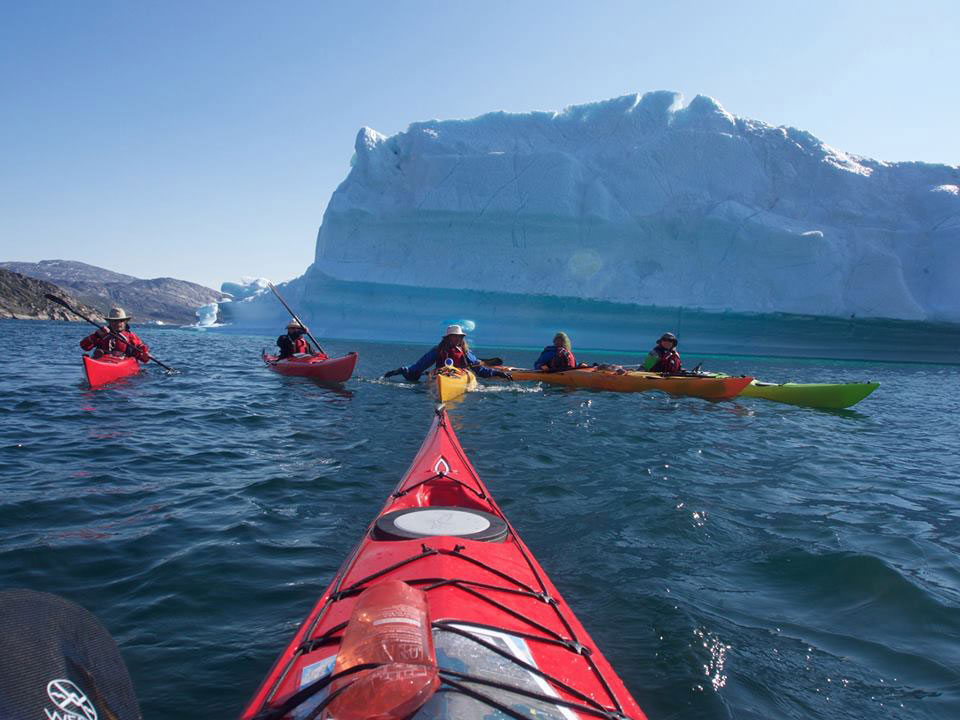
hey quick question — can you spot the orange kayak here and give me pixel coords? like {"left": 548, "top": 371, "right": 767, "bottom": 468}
{"left": 497, "top": 366, "right": 752, "bottom": 400}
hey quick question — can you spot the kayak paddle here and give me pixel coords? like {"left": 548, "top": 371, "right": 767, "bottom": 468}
{"left": 44, "top": 293, "right": 176, "bottom": 372}
{"left": 266, "top": 281, "right": 326, "bottom": 355}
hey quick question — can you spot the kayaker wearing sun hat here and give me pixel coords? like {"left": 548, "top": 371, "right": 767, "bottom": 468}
{"left": 534, "top": 331, "right": 577, "bottom": 371}
{"left": 79, "top": 307, "right": 151, "bottom": 362}
{"left": 384, "top": 325, "right": 511, "bottom": 381}
{"left": 276, "top": 320, "right": 323, "bottom": 360}
{"left": 642, "top": 331, "right": 682, "bottom": 373}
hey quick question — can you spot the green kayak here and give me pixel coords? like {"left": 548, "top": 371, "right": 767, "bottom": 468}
{"left": 739, "top": 379, "right": 879, "bottom": 409}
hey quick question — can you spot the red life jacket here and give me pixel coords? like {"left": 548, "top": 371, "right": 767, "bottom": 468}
{"left": 80, "top": 329, "right": 148, "bottom": 361}
{"left": 651, "top": 347, "right": 682, "bottom": 373}
{"left": 549, "top": 347, "right": 575, "bottom": 371}
{"left": 292, "top": 337, "right": 310, "bottom": 354}
{"left": 436, "top": 344, "right": 467, "bottom": 369}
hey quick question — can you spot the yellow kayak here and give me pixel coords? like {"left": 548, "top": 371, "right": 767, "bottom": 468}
{"left": 431, "top": 366, "right": 477, "bottom": 403}
{"left": 497, "top": 366, "right": 752, "bottom": 400}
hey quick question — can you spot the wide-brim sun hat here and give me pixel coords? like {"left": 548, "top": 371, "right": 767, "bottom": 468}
{"left": 444, "top": 324, "right": 465, "bottom": 337}
{"left": 659, "top": 332, "right": 678, "bottom": 344}
{"left": 287, "top": 320, "right": 305, "bottom": 330}
{"left": 106, "top": 307, "right": 131, "bottom": 321}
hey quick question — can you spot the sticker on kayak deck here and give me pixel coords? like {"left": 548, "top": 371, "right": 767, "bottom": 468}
{"left": 425, "top": 624, "right": 578, "bottom": 720}
{"left": 299, "top": 655, "right": 335, "bottom": 688}
{"left": 433, "top": 457, "right": 451, "bottom": 475}
{"left": 291, "top": 656, "right": 336, "bottom": 720}
{"left": 45, "top": 679, "right": 98, "bottom": 720}
{"left": 394, "top": 509, "right": 490, "bottom": 536}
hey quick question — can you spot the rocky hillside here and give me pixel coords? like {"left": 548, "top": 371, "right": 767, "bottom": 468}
{"left": 0, "top": 260, "right": 224, "bottom": 324}
{"left": 0, "top": 259, "right": 135, "bottom": 284}
{"left": 0, "top": 268, "right": 103, "bottom": 321}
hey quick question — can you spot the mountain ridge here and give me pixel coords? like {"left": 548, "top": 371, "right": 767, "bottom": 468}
{"left": 0, "top": 260, "right": 224, "bottom": 324}
{"left": 0, "top": 268, "right": 103, "bottom": 322}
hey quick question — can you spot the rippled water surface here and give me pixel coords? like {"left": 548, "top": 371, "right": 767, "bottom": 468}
{"left": 1, "top": 320, "right": 959, "bottom": 719}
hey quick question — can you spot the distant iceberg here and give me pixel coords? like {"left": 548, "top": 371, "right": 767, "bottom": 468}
{"left": 311, "top": 91, "right": 959, "bottom": 323}
{"left": 221, "top": 277, "right": 270, "bottom": 302}
{"left": 192, "top": 302, "right": 221, "bottom": 328}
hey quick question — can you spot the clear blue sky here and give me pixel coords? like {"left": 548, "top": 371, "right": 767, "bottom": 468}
{"left": 2, "top": 0, "right": 957, "bottom": 289}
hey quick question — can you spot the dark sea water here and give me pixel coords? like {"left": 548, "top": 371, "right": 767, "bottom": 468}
{"left": 1, "top": 319, "right": 959, "bottom": 720}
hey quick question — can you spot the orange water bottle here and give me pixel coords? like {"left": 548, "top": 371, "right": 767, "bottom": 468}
{"left": 325, "top": 580, "right": 439, "bottom": 720}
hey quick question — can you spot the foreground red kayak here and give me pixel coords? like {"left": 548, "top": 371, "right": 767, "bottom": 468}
{"left": 262, "top": 351, "right": 358, "bottom": 384}
{"left": 241, "top": 406, "right": 647, "bottom": 720}
{"left": 82, "top": 354, "right": 140, "bottom": 388}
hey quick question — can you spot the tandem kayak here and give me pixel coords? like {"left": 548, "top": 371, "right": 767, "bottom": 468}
{"left": 262, "top": 351, "right": 358, "bottom": 384}
{"left": 497, "top": 365, "right": 752, "bottom": 400}
{"left": 240, "top": 406, "right": 648, "bottom": 720}
{"left": 739, "top": 379, "right": 879, "bottom": 409}
{"left": 82, "top": 354, "right": 140, "bottom": 389}
{"left": 431, "top": 365, "right": 477, "bottom": 403}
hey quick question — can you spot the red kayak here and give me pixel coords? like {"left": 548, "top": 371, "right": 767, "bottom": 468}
{"left": 83, "top": 354, "right": 140, "bottom": 389}
{"left": 241, "top": 406, "right": 647, "bottom": 720}
{"left": 262, "top": 351, "right": 358, "bottom": 384}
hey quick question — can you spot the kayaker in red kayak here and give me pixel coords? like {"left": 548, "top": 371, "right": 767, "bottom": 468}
{"left": 642, "top": 331, "right": 682, "bottom": 373}
{"left": 534, "top": 331, "right": 577, "bottom": 371}
{"left": 79, "top": 307, "right": 150, "bottom": 362}
{"left": 276, "top": 320, "right": 325, "bottom": 360}
{"left": 384, "top": 325, "right": 511, "bottom": 381}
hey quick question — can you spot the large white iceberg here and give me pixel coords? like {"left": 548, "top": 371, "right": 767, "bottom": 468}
{"left": 314, "top": 91, "right": 959, "bottom": 322}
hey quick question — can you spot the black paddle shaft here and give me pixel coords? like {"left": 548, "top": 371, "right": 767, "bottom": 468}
{"left": 43, "top": 293, "right": 175, "bottom": 371}
{"left": 267, "top": 282, "right": 326, "bottom": 355}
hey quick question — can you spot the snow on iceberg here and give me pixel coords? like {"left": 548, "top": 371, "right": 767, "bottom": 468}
{"left": 314, "top": 91, "right": 959, "bottom": 322}
{"left": 221, "top": 277, "right": 271, "bottom": 301}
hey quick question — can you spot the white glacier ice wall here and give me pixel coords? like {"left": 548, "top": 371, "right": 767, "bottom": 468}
{"left": 315, "top": 91, "right": 960, "bottom": 322}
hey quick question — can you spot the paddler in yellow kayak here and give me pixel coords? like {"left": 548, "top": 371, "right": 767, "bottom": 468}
{"left": 383, "top": 325, "right": 512, "bottom": 382}
{"left": 642, "top": 332, "right": 682, "bottom": 373}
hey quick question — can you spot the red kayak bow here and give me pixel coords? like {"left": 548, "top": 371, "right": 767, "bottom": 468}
{"left": 241, "top": 406, "right": 647, "bottom": 720}
{"left": 83, "top": 354, "right": 140, "bottom": 389}
{"left": 262, "top": 351, "right": 358, "bottom": 383}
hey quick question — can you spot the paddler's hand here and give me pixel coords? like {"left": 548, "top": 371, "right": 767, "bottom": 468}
{"left": 383, "top": 368, "right": 403, "bottom": 379}
{"left": 95, "top": 326, "right": 109, "bottom": 337}
{"left": 493, "top": 370, "right": 513, "bottom": 380}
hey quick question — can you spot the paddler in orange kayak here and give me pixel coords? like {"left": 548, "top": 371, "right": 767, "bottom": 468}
{"left": 276, "top": 320, "right": 325, "bottom": 360}
{"left": 533, "top": 331, "right": 577, "bottom": 371}
{"left": 79, "top": 307, "right": 150, "bottom": 362}
{"left": 642, "top": 331, "right": 682, "bottom": 373}
{"left": 384, "top": 324, "right": 512, "bottom": 381}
